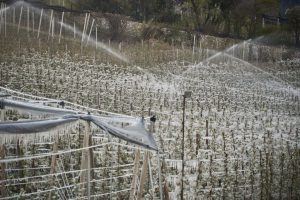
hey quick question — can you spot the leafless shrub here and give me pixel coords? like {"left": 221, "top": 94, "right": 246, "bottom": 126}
{"left": 104, "top": 13, "right": 128, "bottom": 41}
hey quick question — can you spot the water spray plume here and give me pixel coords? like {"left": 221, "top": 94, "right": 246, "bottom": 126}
{"left": 7, "top": 0, "right": 129, "bottom": 63}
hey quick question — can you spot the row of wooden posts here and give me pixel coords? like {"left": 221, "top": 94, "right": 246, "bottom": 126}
{"left": 0, "top": 107, "right": 6, "bottom": 197}
{"left": 1, "top": 2, "right": 286, "bottom": 65}
{"left": 0, "top": 53, "right": 298, "bottom": 198}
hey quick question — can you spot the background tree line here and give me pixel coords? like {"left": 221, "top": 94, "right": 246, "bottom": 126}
{"left": 48, "top": 0, "right": 299, "bottom": 46}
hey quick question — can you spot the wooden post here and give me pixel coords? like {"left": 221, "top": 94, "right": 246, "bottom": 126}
{"left": 85, "top": 13, "right": 90, "bottom": 37}
{"left": 129, "top": 149, "right": 140, "bottom": 199}
{"left": 80, "top": 128, "right": 87, "bottom": 194}
{"left": 51, "top": 18, "right": 54, "bottom": 38}
{"left": 17, "top": 6, "right": 23, "bottom": 34}
{"left": 0, "top": 4, "right": 3, "bottom": 35}
{"left": 181, "top": 94, "right": 186, "bottom": 200}
{"left": 147, "top": 116, "right": 155, "bottom": 195}
{"left": 89, "top": 133, "right": 94, "bottom": 197}
{"left": 163, "top": 174, "right": 170, "bottom": 200}
{"left": 2, "top": 4, "right": 4, "bottom": 33}
{"left": 148, "top": 156, "right": 154, "bottom": 195}
{"left": 48, "top": 138, "right": 58, "bottom": 200}
{"left": 16, "top": 140, "right": 25, "bottom": 181}
{"left": 4, "top": 4, "right": 6, "bottom": 37}
{"left": 32, "top": 11, "right": 35, "bottom": 33}
{"left": 27, "top": 6, "right": 29, "bottom": 32}
{"left": 73, "top": 21, "right": 76, "bottom": 39}
{"left": 242, "top": 41, "right": 245, "bottom": 60}
{"left": 137, "top": 151, "right": 149, "bottom": 200}
{"left": 94, "top": 25, "right": 97, "bottom": 62}
{"left": 0, "top": 108, "right": 4, "bottom": 121}
{"left": 58, "top": 12, "right": 64, "bottom": 44}
{"left": 206, "top": 120, "right": 209, "bottom": 149}
{"left": 0, "top": 145, "right": 6, "bottom": 197}
{"left": 192, "top": 34, "right": 195, "bottom": 63}
{"left": 84, "top": 13, "right": 90, "bottom": 44}
{"left": 157, "top": 153, "right": 163, "bottom": 200}
{"left": 18, "top": 38, "right": 21, "bottom": 57}
{"left": 81, "top": 13, "right": 88, "bottom": 55}
{"left": 141, "top": 39, "right": 143, "bottom": 48}
{"left": 48, "top": 10, "right": 53, "bottom": 39}
{"left": 37, "top": 9, "right": 43, "bottom": 38}
{"left": 81, "top": 13, "right": 87, "bottom": 43}
{"left": 80, "top": 121, "right": 92, "bottom": 198}
{"left": 13, "top": 7, "right": 15, "bottom": 26}
{"left": 31, "top": 143, "right": 36, "bottom": 177}
{"left": 118, "top": 42, "right": 122, "bottom": 51}
{"left": 86, "top": 18, "right": 94, "bottom": 46}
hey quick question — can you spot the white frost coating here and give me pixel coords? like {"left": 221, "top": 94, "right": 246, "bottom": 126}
{"left": 0, "top": 120, "right": 78, "bottom": 145}
{"left": 0, "top": 86, "right": 134, "bottom": 118}
{"left": 0, "top": 5, "right": 299, "bottom": 198}
{"left": 0, "top": 96, "right": 158, "bottom": 150}
{"left": 2, "top": 98, "right": 78, "bottom": 115}
{"left": 0, "top": 142, "right": 111, "bottom": 163}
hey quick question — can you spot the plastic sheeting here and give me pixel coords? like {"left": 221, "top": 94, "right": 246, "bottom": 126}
{"left": 1, "top": 99, "right": 78, "bottom": 115}
{"left": 87, "top": 115, "right": 157, "bottom": 151}
{"left": 0, "top": 116, "right": 78, "bottom": 134}
{"left": 0, "top": 99, "right": 158, "bottom": 151}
